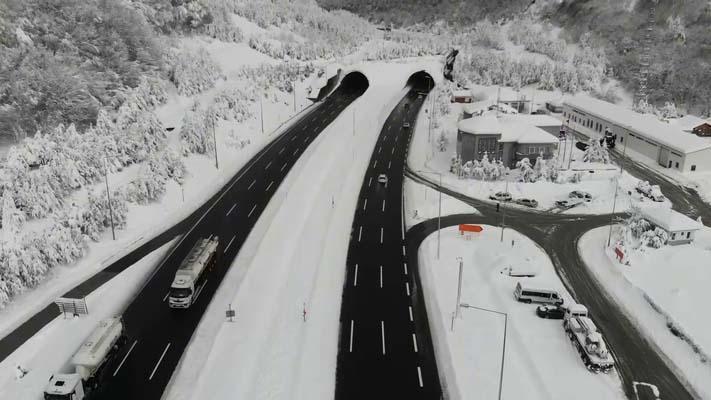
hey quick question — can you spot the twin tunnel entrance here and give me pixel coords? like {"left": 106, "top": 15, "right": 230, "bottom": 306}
{"left": 317, "top": 69, "right": 434, "bottom": 101}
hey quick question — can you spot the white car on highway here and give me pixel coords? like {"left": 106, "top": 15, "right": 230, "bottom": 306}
{"left": 377, "top": 174, "right": 388, "bottom": 184}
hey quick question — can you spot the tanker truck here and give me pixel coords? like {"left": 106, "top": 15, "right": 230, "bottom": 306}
{"left": 44, "top": 317, "right": 126, "bottom": 400}
{"left": 168, "top": 236, "right": 219, "bottom": 309}
{"left": 563, "top": 305, "right": 615, "bottom": 373}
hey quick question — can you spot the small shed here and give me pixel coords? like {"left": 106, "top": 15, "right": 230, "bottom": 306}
{"left": 451, "top": 90, "right": 473, "bottom": 104}
{"left": 692, "top": 122, "right": 711, "bottom": 137}
{"left": 639, "top": 206, "right": 702, "bottom": 245}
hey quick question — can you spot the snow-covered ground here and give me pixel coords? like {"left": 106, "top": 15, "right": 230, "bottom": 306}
{"left": 0, "top": 240, "right": 176, "bottom": 399}
{"left": 0, "top": 34, "right": 313, "bottom": 341}
{"left": 579, "top": 226, "right": 711, "bottom": 398}
{"left": 164, "top": 59, "right": 444, "bottom": 400}
{"left": 403, "top": 177, "right": 479, "bottom": 229}
{"left": 407, "top": 89, "right": 657, "bottom": 214}
{"left": 418, "top": 226, "right": 625, "bottom": 400}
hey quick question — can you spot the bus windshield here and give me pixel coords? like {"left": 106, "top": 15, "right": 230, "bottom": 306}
{"left": 169, "top": 288, "right": 192, "bottom": 298}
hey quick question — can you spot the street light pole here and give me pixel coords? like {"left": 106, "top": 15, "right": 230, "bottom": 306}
{"left": 607, "top": 175, "right": 620, "bottom": 247}
{"left": 103, "top": 157, "right": 115, "bottom": 241}
{"left": 500, "top": 174, "right": 509, "bottom": 242}
{"left": 416, "top": 170, "right": 442, "bottom": 259}
{"left": 212, "top": 117, "right": 219, "bottom": 170}
{"left": 260, "top": 97, "right": 264, "bottom": 135}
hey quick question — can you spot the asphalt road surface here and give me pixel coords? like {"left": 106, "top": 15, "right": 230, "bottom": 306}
{"left": 335, "top": 82, "right": 442, "bottom": 398}
{"left": 406, "top": 168, "right": 698, "bottom": 400}
{"left": 35, "top": 74, "right": 370, "bottom": 400}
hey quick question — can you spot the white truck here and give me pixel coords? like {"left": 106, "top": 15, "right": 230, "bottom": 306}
{"left": 44, "top": 317, "right": 126, "bottom": 400}
{"left": 168, "top": 236, "right": 219, "bottom": 309}
{"left": 563, "top": 305, "right": 615, "bottom": 373}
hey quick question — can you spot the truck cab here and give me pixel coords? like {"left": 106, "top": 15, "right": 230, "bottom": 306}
{"left": 44, "top": 374, "right": 84, "bottom": 400}
{"left": 169, "top": 237, "right": 219, "bottom": 309}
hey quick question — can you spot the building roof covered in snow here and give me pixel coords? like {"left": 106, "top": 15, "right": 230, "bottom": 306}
{"left": 639, "top": 206, "right": 702, "bottom": 232}
{"left": 564, "top": 95, "right": 711, "bottom": 154}
{"left": 458, "top": 115, "right": 500, "bottom": 135}
{"left": 669, "top": 115, "right": 710, "bottom": 132}
{"left": 501, "top": 114, "right": 562, "bottom": 127}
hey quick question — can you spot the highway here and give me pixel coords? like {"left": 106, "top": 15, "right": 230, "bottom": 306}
{"left": 335, "top": 73, "right": 442, "bottom": 399}
{"left": 406, "top": 166, "right": 699, "bottom": 400}
{"left": 77, "top": 73, "right": 370, "bottom": 400}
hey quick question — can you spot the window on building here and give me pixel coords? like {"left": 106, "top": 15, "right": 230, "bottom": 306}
{"left": 675, "top": 162, "right": 679, "bottom": 168}
{"left": 672, "top": 233, "right": 676, "bottom": 240}
{"left": 687, "top": 232, "right": 691, "bottom": 239}
{"left": 620, "top": 136, "right": 623, "bottom": 143}
{"left": 691, "top": 165, "right": 697, "bottom": 171}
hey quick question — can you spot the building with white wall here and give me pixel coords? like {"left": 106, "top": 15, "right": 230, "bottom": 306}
{"left": 639, "top": 206, "right": 701, "bottom": 245}
{"left": 562, "top": 95, "right": 711, "bottom": 173}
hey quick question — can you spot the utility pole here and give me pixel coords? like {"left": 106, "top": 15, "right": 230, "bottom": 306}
{"left": 451, "top": 257, "right": 463, "bottom": 332}
{"left": 352, "top": 107, "right": 355, "bottom": 136}
{"left": 567, "top": 133, "right": 575, "bottom": 170}
{"left": 260, "top": 97, "right": 264, "bottom": 135}
{"left": 500, "top": 173, "right": 509, "bottom": 242}
{"left": 103, "top": 157, "right": 116, "bottom": 240}
{"left": 607, "top": 175, "right": 620, "bottom": 247}
{"left": 212, "top": 117, "right": 219, "bottom": 169}
{"left": 417, "top": 170, "right": 442, "bottom": 258}
{"left": 293, "top": 82, "right": 297, "bottom": 113}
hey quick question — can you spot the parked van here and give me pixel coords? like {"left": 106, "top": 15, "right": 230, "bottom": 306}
{"left": 514, "top": 282, "right": 563, "bottom": 305}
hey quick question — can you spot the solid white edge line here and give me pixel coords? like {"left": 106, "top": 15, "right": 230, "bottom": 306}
{"left": 409, "top": 306, "right": 414, "bottom": 322}
{"left": 224, "top": 235, "right": 236, "bottom": 254}
{"left": 248, "top": 204, "right": 257, "bottom": 217}
{"left": 349, "top": 320, "right": 354, "bottom": 352}
{"left": 381, "top": 321, "right": 386, "bottom": 355}
{"left": 354, "top": 264, "right": 358, "bottom": 287}
{"left": 226, "top": 203, "right": 237, "bottom": 216}
{"left": 412, "top": 333, "right": 418, "bottom": 352}
{"left": 113, "top": 340, "right": 138, "bottom": 377}
{"left": 417, "top": 366, "right": 424, "bottom": 387}
{"left": 149, "top": 343, "right": 171, "bottom": 381}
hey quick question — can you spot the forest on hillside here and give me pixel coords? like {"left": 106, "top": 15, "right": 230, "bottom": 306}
{"left": 317, "top": 0, "right": 711, "bottom": 115}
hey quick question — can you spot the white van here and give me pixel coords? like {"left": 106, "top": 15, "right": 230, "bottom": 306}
{"left": 514, "top": 282, "right": 563, "bottom": 305}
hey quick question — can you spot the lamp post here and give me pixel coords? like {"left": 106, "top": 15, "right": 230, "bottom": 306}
{"left": 451, "top": 257, "right": 464, "bottom": 331}
{"left": 212, "top": 117, "right": 219, "bottom": 170}
{"left": 458, "top": 303, "right": 508, "bottom": 400}
{"left": 103, "top": 157, "right": 116, "bottom": 241}
{"left": 416, "top": 170, "right": 442, "bottom": 259}
{"left": 500, "top": 172, "right": 510, "bottom": 242}
{"left": 607, "top": 175, "right": 620, "bottom": 247}
{"left": 260, "top": 96, "right": 264, "bottom": 135}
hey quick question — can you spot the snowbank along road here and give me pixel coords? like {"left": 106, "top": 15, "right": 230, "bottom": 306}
{"left": 405, "top": 169, "right": 696, "bottom": 400}
{"left": 72, "top": 73, "right": 370, "bottom": 400}
{"left": 336, "top": 71, "right": 442, "bottom": 399}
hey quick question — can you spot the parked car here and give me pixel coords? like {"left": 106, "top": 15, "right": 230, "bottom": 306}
{"left": 532, "top": 108, "right": 550, "bottom": 115}
{"left": 555, "top": 198, "right": 584, "bottom": 209}
{"left": 569, "top": 190, "right": 592, "bottom": 202}
{"left": 515, "top": 198, "right": 538, "bottom": 208}
{"left": 501, "top": 265, "right": 537, "bottom": 277}
{"left": 536, "top": 305, "right": 566, "bottom": 319}
{"left": 514, "top": 282, "right": 564, "bottom": 305}
{"left": 402, "top": 122, "right": 411, "bottom": 129}
{"left": 489, "top": 192, "right": 512, "bottom": 202}
{"left": 377, "top": 174, "right": 388, "bottom": 184}
{"left": 636, "top": 180, "right": 665, "bottom": 202}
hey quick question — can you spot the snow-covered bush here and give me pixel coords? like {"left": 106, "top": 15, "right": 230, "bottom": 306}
{"left": 180, "top": 108, "right": 216, "bottom": 155}
{"left": 516, "top": 158, "right": 537, "bottom": 183}
{"left": 80, "top": 189, "right": 128, "bottom": 242}
{"left": 582, "top": 138, "right": 610, "bottom": 164}
{"left": 640, "top": 227, "right": 669, "bottom": 248}
{"left": 168, "top": 47, "right": 223, "bottom": 96}
{"left": 437, "top": 132, "right": 449, "bottom": 152}
{"left": 472, "top": 19, "right": 506, "bottom": 50}
{"left": 212, "top": 87, "right": 255, "bottom": 122}
{"left": 127, "top": 169, "right": 167, "bottom": 205}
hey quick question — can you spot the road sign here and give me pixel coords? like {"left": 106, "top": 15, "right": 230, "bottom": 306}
{"left": 459, "top": 224, "right": 483, "bottom": 234}
{"left": 55, "top": 297, "right": 88, "bottom": 317}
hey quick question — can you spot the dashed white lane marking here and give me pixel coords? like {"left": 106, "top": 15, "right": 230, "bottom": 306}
{"left": 373, "top": 160, "right": 378, "bottom": 168}
{"left": 380, "top": 228, "right": 384, "bottom": 244}
{"left": 379, "top": 265, "right": 383, "bottom": 288}
{"left": 406, "top": 282, "right": 410, "bottom": 296}
{"left": 279, "top": 147, "right": 285, "bottom": 155}
{"left": 388, "top": 161, "right": 391, "bottom": 169}
{"left": 349, "top": 320, "right": 354, "bottom": 352}
{"left": 265, "top": 161, "right": 272, "bottom": 170}
{"left": 402, "top": 246, "right": 406, "bottom": 256}
{"left": 368, "top": 177, "right": 372, "bottom": 187}
{"left": 382, "top": 200, "right": 386, "bottom": 212}
{"left": 412, "top": 333, "right": 418, "bottom": 352}
{"left": 281, "top": 163, "right": 287, "bottom": 172}
{"left": 363, "top": 198, "right": 368, "bottom": 211}
{"left": 226, "top": 203, "right": 237, "bottom": 216}
{"left": 224, "top": 235, "right": 236, "bottom": 253}
{"left": 417, "top": 366, "right": 424, "bottom": 387}
{"left": 381, "top": 321, "right": 386, "bottom": 355}
{"left": 353, "top": 264, "right": 358, "bottom": 287}
{"left": 304, "top": 136, "right": 309, "bottom": 143}
{"left": 313, "top": 127, "right": 319, "bottom": 133}
{"left": 162, "top": 292, "right": 169, "bottom": 302}
{"left": 391, "top": 147, "right": 395, "bottom": 154}
{"left": 248, "top": 179, "right": 256, "bottom": 190}
{"left": 149, "top": 343, "right": 171, "bottom": 381}
{"left": 248, "top": 204, "right": 257, "bottom": 218}
{"left": 378, "top": 146, "right": 382, "bottom": 154}
{"left": 403, "top": 263, "right": 408, "bottom": 275}
{"left": 291, "top": 135, "right": 297, "bottom": 142}
{"left": 358, "top": 226, "right": 363, "bottom": 242}
{"left": 293, "top": 148, "right": 299, "bottom": 155}
{"left": 265, "top": 181, "right": 274, "bottom": 192}
{"left": 409, "top": 306, "right": 414, "bottom": 322}
{"left": 113, "top": 340, "right": 137, "bottom": 377}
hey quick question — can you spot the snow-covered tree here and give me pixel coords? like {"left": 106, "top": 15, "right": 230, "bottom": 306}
{"left": 1, "top": 191, "right": 25, "bottom": 250}
{"left": 583, "top": 138, "right": 610, "bottom": 164}
{"left": 640, "top": 227, "right": 669, "bottom": 248}
{"left": 181, "top": 108, "right": 216, "bottom": 155}
{"left": 516, "top": 157, "right": 537, "bottom": 183}
{"left": 659, "top": 102, "right": 679, "bottom": 119}
{"left": 437, "top": 131, "right": 449, "bottom": 152}
{"left": 168, "top": 47, "right": 223, "bottom": 96}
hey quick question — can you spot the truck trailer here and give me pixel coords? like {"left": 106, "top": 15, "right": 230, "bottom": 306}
{"left": 168, "top": 236, "right": 219, "bottom": 309}
{"left": 563, "top": 306, "right": 614, "bottom": 373}
{"left": 44, "top": 317, "right": 126, "bottom": 400}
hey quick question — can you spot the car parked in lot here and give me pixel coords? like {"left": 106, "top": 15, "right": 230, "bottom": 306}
{"left": 514, "top": 198, "right": 538, "bottom": 208}
{"left": 536, "top": 305, "right": 566, "bottom": 319}
{"left": 636, "top": 180, "right": 665, "bottom": 202}
{"left": 489, "top": 192, "right": 512, "bottom": 202}
{"left": 569, "top": 190, "right": 592, "bottom": 202}
{"left": 555, "top": 198, "right": 584, "bottom": 209}
{"left": 514, "top": 282, "right": 564, "bottom": 305}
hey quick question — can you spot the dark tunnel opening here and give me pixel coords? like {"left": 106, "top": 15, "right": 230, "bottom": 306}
{"left": 406, "top": 70, "right": 435, "bottom": 93}
{"left": 337, "top": 71, "right": 370, "bottom": 97}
